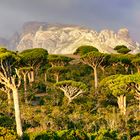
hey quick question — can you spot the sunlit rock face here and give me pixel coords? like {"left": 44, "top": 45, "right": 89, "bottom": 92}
{"left": 17, "top": 22, "right": 140, "bottom": 54}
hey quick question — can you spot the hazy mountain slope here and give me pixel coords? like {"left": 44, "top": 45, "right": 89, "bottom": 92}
{"left": 0, "top": 37, "right": 9, "bottom": 47}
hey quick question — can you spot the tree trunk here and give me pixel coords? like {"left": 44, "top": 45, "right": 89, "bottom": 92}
{"left": 31, "top": 71, "right": 35, "bottom": 82}
{"left": 93, "top": 67, "right": 98, "bottom": 90}
{"left": 7, "top": 90, "right": 12, "bottom": 106}
{"left": 138, "top": 100, "right": 140, "bottom": 121}
{"left": 67, "top": 98, "right": 72, "bottom": 105}
{"left": 100, "top": 66, "right": 105, "bottom": 75}
{"left": 28, "top": 71, "right": 35, "bottom": 86}
{"left": 13, "top": 89, "right": 23, "bottom": 138}
{"left": 117, "top": 95, "right": 126, "bottom": 115}
{"left": 55, "top": 74, "right": 59, "bottom": 83}
{"left": 7, "top": 90, "right": 12, "bottom": 114}
{"left": 137, "top": 67, "right": 140, "bottom": 73}
{"left": 28, "top": 72, "right": 31, "bottom": 83}
{"left": 44, "top": 72, "right": 48, "bottom": 92}
{"left": 23, "top": 74, "right": 28, "bottom": 103}
{"left": 124, "top": 66, "right": 129, "bottom": 74}
{"left": 130, "top": 69, "right": 134, "bottom": 74}
{"left": 44, "top": 72, "right": 47, "bottom": 83}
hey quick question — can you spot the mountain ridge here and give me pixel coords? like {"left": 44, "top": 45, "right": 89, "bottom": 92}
{"left": 1, "top": 21, "right": 140, "bottom": 54}
{"left": 17, "top": 22, "right": 140, "bottom": 54}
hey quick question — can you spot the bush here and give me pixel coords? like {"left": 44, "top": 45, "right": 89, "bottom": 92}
{"left": 0, "top": 127, "right": 17, "bottom": 140}
{"left": 27, "top": 130, "right": 90, "bottom": 140}
{"left": 57, "top": 129, "right": 89, "bottom": 140}
{"left": 27, "top": 131, "right": 59, "bottom": 140}
{"left": 32, "top": 81, "right": 46, "bottom": 93}
{"left": 94, "top": 129, "right": 118, "bottom": 140}
{"left": 0, "top": 91, "right": 7, "bottom": 101}
{"left": 0, "top": 114, "right": 15, "bottom": 128}
{"left": 117, "top": 48, "right": 131, "bottom": 54}
{"left": 114, "top": 45, "right": 131, "bottom": 54}
{"left": 131, "top": 136, "right": 140, "bottom": 140}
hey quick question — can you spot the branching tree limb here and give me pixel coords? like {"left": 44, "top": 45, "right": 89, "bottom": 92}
{"left": 55, "top": 80, "right": 88, "bottom": 104}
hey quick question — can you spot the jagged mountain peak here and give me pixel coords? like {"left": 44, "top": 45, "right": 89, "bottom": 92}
{"left": 14, "top": 22, "right": 140, "bottom": 54}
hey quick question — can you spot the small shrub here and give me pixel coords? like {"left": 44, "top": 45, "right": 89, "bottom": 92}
{"left": 117, "top": 48, "right": 131, "bottom": 54}
{"left": 114, "top": 45, "right": 131, "bottom": 54}
{"left": 0, "top": 127, "right": 17, "bottom": 140}
{"left": 95, "top": 129, "right": 118, "bottom": 140}
{"left": 32, "top": 82, "right": 46, "bottom": 93}
{"left": 131, "top": 136, "right": 140, "bottom": 140}
{"left": 28, "top": 131, "right": 56, "bottom": 140}
{"left": 57, "top": 129, "right": 89, "bottom": 140}
{"left": 0, "top": 115, "right": 14, "bottom": 128}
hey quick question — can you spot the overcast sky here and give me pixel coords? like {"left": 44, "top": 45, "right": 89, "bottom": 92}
{"left": 0, "top": 0, "right": 140, "bottom": 41}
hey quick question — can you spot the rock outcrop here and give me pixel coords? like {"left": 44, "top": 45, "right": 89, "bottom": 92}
{"left": 16, "top": 22, "right": 140, "bottom": 54}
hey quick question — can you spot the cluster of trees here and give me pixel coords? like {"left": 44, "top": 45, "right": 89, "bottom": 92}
{"left": 0, "top": 45, "right": 140, "bottom": 139}
{"left": 0, "top": 48, "right": 48, "bottom": 138}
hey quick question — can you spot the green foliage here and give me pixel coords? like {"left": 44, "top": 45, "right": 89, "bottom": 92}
{"left": 109, "top": 54, "right": 132, "bottom": 64}
{"left": 48, "top": 54, "right": 73, "bottom": 66}
{"left": 74, "top": 45, "right": 99, "bottom": 56}
{"left": 57, "top": 129, "right": 89, "bottom": 140}
{"left": 131, "top": 55, "right": 140, "bottom": 72}
{"left": 81, "top": 51, "right": 109, "bottom": 70}
{"left": 81, "top": 51, "right": 103, "bottom": 59}
{"left": 95, "top": 129, "right": 118, "bottom": 140}
{"left": 0, "top": 48, "right": 20, "bottom": 68}
{"left": 117, "top": 48, "right": 131, "bottom": 54}
{"left": 132, "top": 58, "right": 140, "bottom": 65}
{"left": 100, "top": 73, "right": 140, "bottom": 97}
{"left": 32, "top": 81, "right": 46, "bottom": 93}
{"left": 0, "top": 51, "right": 17, "bottom": 61}
{"left": 48, "top": 66, "right": 67, "bottom": 74}
{"left": 19, "top": 67, "right": 32, "bottom": 72}
{"left": 108, "top": 54, "right": 121, "bottom": 64}
{"left": 107, "top": 75, "right": 130, "bottom": 96}
{"left": 114, "top": 45, "right": 131, "bottom": 54}
{"left": 0, "top": 90, "right": 7, "bottom": 101}
{"left": 55, "top": 80, "right": 88, "bottom": 104}
{"left": 27, "top": 129, "right": 90, "bottom": 140}
{"left": 131, "top": 136, "right": 140, "bottom": 140}
{"left": 27, "top": 131, "right": 52, "bottom": 140}
{"left": 23, "top": 129, "right": 119, "bottom": 140}
{"left": 99, "top": 74, "right": 119, "bottom": 95}
{"left": 100, "top": 75, "right": 124, "bottom": 96}
{"left": 55, "top": 80, "right": 88, "bottom": 92}
{"left": 20, "top": 48, "right": 48, "bottom": 67}
{"left": 0, "top": 47, "right": 7, "bottom": 52}
{"left": 0, "top": 114, "right": 14, "bottom": 128}
{"left": 0, "top": 127, "right": 17, "bottom": 140}
{"left": 47, "top": 66, "right": 68, "bottom": 82}
{"left": 64, "top": 64, "right": 93, "bottom": 85}
{"left": 117, "top": 54, "right": 132, "bottom": 65}
{"left": 100, "top": 54, "right": 111, "bottom": 66}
